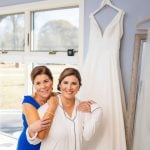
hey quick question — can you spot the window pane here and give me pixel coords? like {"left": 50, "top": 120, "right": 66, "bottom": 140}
{"left": 32, "top": 7, "right": 79, "bottom": 52}
{"left": 0, "top": 63, "right": 25, "bottom": 109}
{"left": 0, "top": 63, "right": 78, "bottom": 149}
{"left": 0, "top": 63, "right": 25, "bottom": 145}
{"left": 0, "top": 14, "right": 25, "bottom": 51}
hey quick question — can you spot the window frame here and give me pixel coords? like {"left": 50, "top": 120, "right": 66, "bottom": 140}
{"left": 0, "top": 0, "right": 84, "bottom": 95}
{"left": 0, "top": 0, "right": 83, "bottom": 64}
{"left": 0, "top": 1, "right": 85, "bottom": 144}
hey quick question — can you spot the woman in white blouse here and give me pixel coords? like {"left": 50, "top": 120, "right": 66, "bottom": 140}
{"left": 27, "top": 67, "right": 102, "bottom": 150}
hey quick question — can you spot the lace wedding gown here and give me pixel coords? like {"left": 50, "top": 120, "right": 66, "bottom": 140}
{"left": 79, "top": 8, "right": 126, "bottom": 150}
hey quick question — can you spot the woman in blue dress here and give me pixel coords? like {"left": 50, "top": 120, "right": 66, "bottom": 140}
{"left": 17, "top": 66, "right": 58, "bottom": 150}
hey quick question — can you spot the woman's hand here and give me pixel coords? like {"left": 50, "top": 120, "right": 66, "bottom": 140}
{"left": 28, "top": 118, "right": 51, "bottom": 138}
{"left": 50, "top": 92, "right": 60, "bottom": 97}
{"left": 77, "top": 100, "right": 96, "bottom": 112}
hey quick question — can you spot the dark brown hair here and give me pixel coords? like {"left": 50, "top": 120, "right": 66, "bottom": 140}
{"left": 31, "top": 66, "right": 53, "bottom": 84}
{"left": 57, "top": 67, "right": 82, "bottom": 91}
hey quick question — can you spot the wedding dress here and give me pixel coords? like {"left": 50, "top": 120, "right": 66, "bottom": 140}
{"left": 79, "top": 6, "right": 126, "bottom": 150}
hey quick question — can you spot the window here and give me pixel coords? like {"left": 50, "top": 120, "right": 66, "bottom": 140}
{"left": 32, "top": 7, "right": 79, "bottom": 52}
{"left": 0, "top": 63, "right": 25, "bottom": 109}
{"left": 0, "top": 13, "right": 24, "bottom": 51}
{"left": 0, "top": 0, "right": 81, "bottom": 149}
{"left": 0, "top": 63, "right": 24, "bottom": 149}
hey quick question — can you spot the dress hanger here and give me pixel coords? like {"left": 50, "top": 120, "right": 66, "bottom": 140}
{"left": 92, "top": 0, "right": 121, "bottom": 16}
{"left": 136, "top": 17, "right": 150, "bottom": 31}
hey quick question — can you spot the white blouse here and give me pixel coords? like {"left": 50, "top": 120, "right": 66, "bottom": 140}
{"left": 26, "top": 95, "right": 102, "bottom": 150}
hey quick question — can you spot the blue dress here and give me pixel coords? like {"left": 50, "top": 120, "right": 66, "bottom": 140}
{"left": 17, "top": 96, "right": 41, "bottom": 150}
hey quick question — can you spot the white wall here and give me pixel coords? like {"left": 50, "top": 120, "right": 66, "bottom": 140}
{"left": 83, "top": 0, "right": 150, "bottom": 101}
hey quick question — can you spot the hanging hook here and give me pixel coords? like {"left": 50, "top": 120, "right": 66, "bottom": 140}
{"left": 100, "top": 0, "right": 113, "bottom": 8}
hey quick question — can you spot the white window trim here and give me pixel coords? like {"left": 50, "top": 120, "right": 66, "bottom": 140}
{"left": 0, "top": 0, "right": 79, "bottom": 15}
{"left": 0, "top": 0, "right": 84, "bottom": 65}
{"left": 78, "top": 0, "right": 85, "bottom": 66}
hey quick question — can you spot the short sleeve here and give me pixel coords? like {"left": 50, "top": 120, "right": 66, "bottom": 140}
{"left": 22, "top": 96, "right": 40, "bottom": 109}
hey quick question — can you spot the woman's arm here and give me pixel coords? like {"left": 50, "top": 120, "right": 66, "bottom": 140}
{"left": 83, "top": 104, "right": 102, "bottom": 141}
{"left": 77, "top": 101, "right": 103, "bottom": 141}
{"left": 23, "top": 104, "right": 50, "bottom": 139}
{"left": 38, "top": 96, "right": 58, "bottom": 139}
{"left": 23, "top": 96, "right": 58, "bottom": 140}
